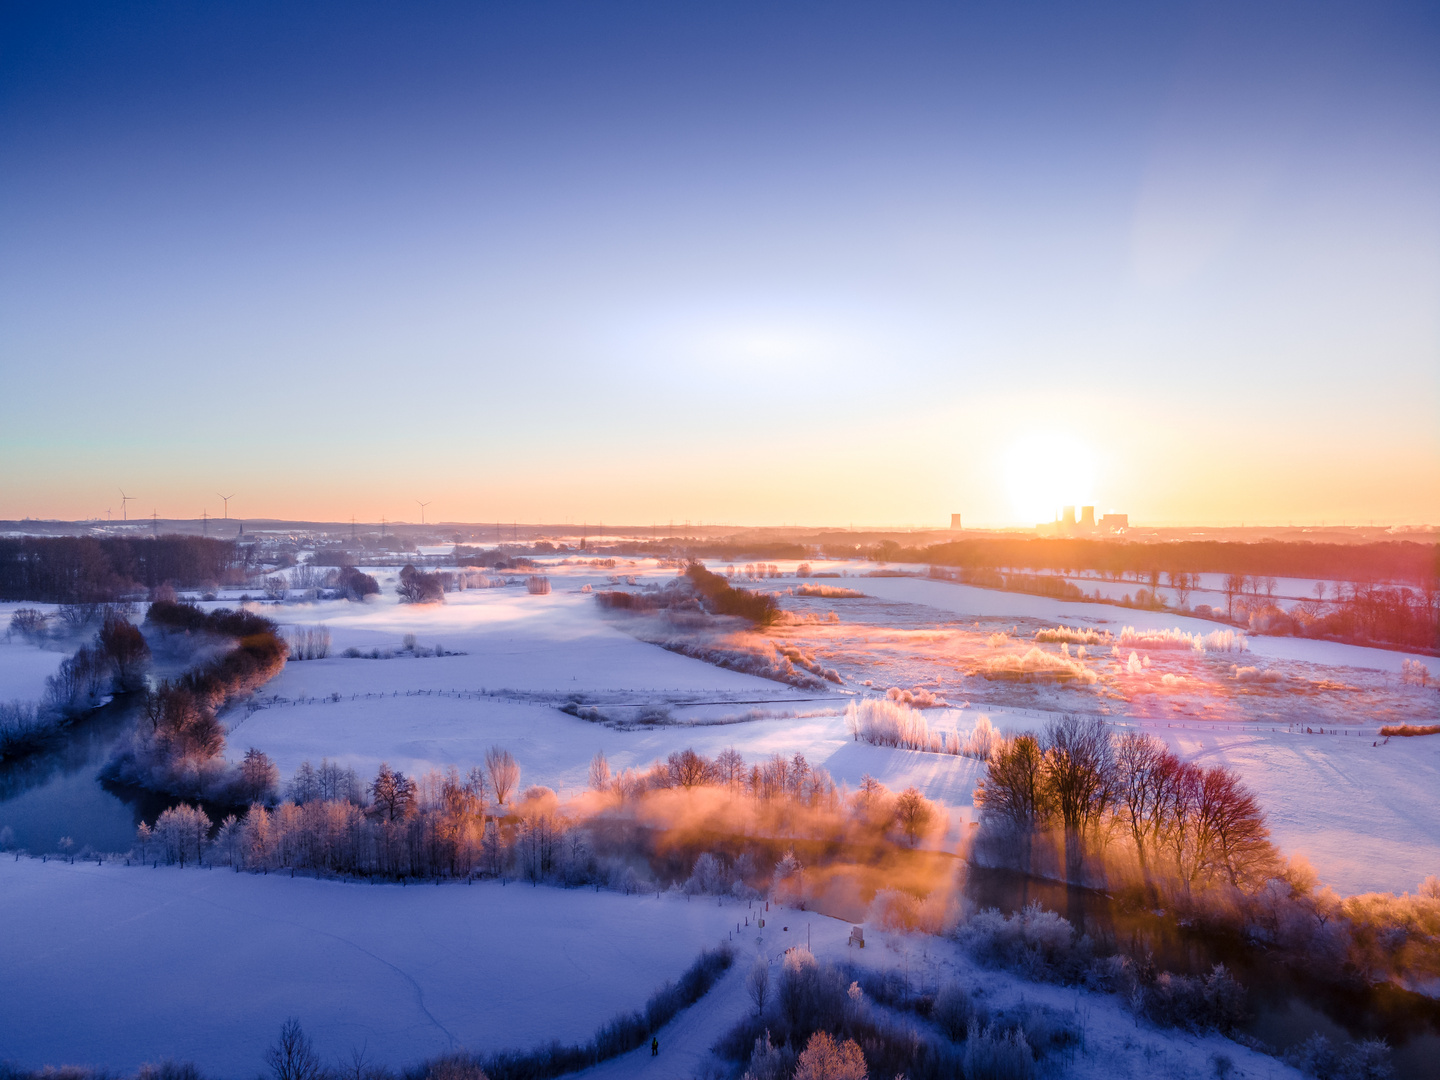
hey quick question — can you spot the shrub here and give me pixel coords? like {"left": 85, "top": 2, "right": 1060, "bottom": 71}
{"left": 1034, "top": 626, "right": 1106, "bottom": 645}
{"left": 397, "top": 565, "right": 444, "bottom": 604}
{"left": 1127, "top": 964, "right": 1246, "bottom": 1033}
{"left": 286, "top": 626, "right": 331, "bottom": 661}
{"left": 526, "top": 576, "right": 551, "bottom": 595}
{"left": 1285, "top": 1033, "right": 1393, "bottom": 1080}
{"left": 1378, "top": 724, "right": 1440, "bottom": 737}
{"left": 7, "top": 607, "right": 48, "bottom": 640}
{"left": 963, "top": 1022, "right": 1035, "bottom": 1080}
{"left": 337, "top": 565, "right": 380, "bottom": 600}
{"left": 795, "top": 584, "right": 865, "bottom": 599}
{"left": 982, "top": 647, "right": 1097, "bottom": 684}
{"left": 932, "top": 981, "right": 975, "bottom": 1041}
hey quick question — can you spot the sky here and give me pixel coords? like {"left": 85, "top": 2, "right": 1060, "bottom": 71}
{"left": 1, "top": 1, "right": 1437, "bottom": 528}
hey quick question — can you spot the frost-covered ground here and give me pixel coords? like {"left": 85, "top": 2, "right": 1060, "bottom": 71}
{"left": 0, "top": 856, "right": 738, "bottom": 1074}
{"left": 0, "top": 856, "right": 1300, "bottom": 1080}
{"left": 0, "top": 602, "right": 67, "bottom": 703}
{"left": 228, "top": 563, "right": 1439, "bottom": 895}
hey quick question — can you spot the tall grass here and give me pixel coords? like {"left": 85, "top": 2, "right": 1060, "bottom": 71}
{"left": 982, "top": 647, "right": 1098, "bottom": 684}
{"left": 845, "top": 699, "right": 997, "bottom": 759}
{"left": 1115, "top": 626, "right": 1247, "bottom": 653}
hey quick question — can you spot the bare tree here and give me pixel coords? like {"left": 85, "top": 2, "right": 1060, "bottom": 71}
{"left": 1198, "top": 766, "right": 1276, "bottom": 888}
{"left": 977, "top": 733, "right": 1048, "bottom": 829}
{"left": 265, "top": 1018, "right": 324, "bottom": 1080}
{"left": 893, "top": 787, "right": 935, "bottom": 847}
{"left": 588, "top": 750, "right": 611, "bottom": 792}
{"left": 485, "top": 745, "right": 519, "bottom": 806}
{"left": 668, "top": 747, "right": 712, "bottom": 788}
{"left": 240, "top": 747, "right": 279, "bottom": 803}
{"left": 370, "top": 762, "right": 416, "bottom": 822}
{"left": 746, "top": 955, "right": 770, "bottom": 1015}
{"left": 1168, "top": 571, "right": 1193, "bottom": 609}
{"left": 714, "top": 746, "right": 746, "bottom": 787}
{"left": 1043, "top": 715, "right": 1117, "bottom": 880}
{"left": 1222, "top": 573, "right": 1246, "bottom": 620}
{"left": 1115, "top": 732, "right": 1171, "bottom": 885}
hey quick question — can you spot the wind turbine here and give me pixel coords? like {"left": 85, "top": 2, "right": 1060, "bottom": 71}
{"left": 416, "top": 500, "right": 431, "bottom": 526}
{"left": 119, "top": 490, "right": 135, "bottom": 521}
{"left": 217, "top": 493, "right": 235, "bottom": 519}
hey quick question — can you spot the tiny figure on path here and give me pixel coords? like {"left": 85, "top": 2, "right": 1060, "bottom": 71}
{"left": 651, "top": 1037, "right": 659, "bottom": 1056}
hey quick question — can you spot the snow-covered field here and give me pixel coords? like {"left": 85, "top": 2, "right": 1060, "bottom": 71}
{"left": 228, "top": 563, "right": 1438, "bottom": 895}
{"left": 0, "top": 856, "right": 738, "bottom": 1074}
{"left": 0, "top": 856, "right": 1299, "bottom": 1080}
{"left": 3, "top": 559, "right": 1433, "bottom": 1074}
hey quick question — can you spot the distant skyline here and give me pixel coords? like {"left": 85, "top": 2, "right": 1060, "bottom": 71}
{"left": 2, "top": 1, "right": 1437, "bottom": 527}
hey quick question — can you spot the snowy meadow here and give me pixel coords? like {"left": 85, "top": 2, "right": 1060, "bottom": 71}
{"left": 2, "top": 553, "right": 1437, "bottom": 1077}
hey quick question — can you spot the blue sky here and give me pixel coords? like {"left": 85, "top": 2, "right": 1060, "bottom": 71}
{"left": 2, "top": 1, "right": 1436, "bottom": 526}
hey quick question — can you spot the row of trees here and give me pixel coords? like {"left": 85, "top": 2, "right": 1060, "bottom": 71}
{"left": 977, "top": 716, "right": 1276, "bottom": 893}
{"left": 916, "top": 537, "right": 1439, "bottom": 587}
{"left": 105, "top": 603, "right": 287, "bottom": 800}
{"left": 127, "top": 739, "right": 945, "bottom": 893}
{"left": 0, "top": 535, "right": 242, "bottom": 603}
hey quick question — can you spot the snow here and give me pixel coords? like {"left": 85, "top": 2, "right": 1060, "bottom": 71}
{"left": 849, "top": 574, "right": 1440, "bottom": 677}
{"left": 1153, "top": 723, "right": 1440, "bottom": 897}
{"left": 0, "top": 857, "right": 1298, "bottom": 1078}
{"left": 0, "top": 857, "right": 738, "bottom": 1074}
{"left": 0, "top": 603, "right": 67, "bottom": 702}
{"left": 225, "top": 568, "right": 1440, "bottom": 896}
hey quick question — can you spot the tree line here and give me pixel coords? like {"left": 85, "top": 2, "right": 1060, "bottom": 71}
{"left": 911, "top": 537, "right": 1438, "bottom": 586}
{"left": 0, "top": 535, "right": 242, "bottom": 603}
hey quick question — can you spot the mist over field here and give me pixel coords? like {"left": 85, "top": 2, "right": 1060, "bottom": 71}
{"left": 2, "top": 2, "right": 1438, "bottom": 1078}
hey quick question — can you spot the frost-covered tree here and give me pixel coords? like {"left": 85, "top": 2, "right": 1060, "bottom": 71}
{"left": 588, "top": 750, "right": 611, "bottom": 792}
{"left": 893, "top": 786, "right": 935, "bottom": 847}
{"left": 793, "top": 1031, "right": 866, "bottom": 1080}
{"left": 485, "top": 746, "right": 519, "bottom": 806}
{"left": 240, "top": 747, "right": 279, "bottom": 804}
{"left": 154, "top": 804, "right": 211, "bottom": 867}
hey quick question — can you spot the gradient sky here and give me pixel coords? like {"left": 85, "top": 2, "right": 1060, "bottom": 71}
{"left": 2, "top": 1, "right": 1437, "bottom": 527}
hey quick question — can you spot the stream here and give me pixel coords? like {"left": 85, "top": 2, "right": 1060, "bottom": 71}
{"left": 0, "top": 697, "right": 214, "bottom": 855}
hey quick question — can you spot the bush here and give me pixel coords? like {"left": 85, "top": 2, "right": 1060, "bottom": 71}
{"left": 337, "top": 565, "right": 380, "bottom": 600}
{"left": 956, "top": 903, "right": 1081, "bottom": 979}
{"left": 932, "top": 981, "right": 974, "bottom": 1041}
{"left": 7, "top": 607, "right": 48, "bottom": 640}
{"left": 963, "top": 1022, "right": 1035, "bottom": 1080}
{"left": 1127, "top": 964, "right": 1246, "bottom": 1033}
{"left": 397, "top": 565, "right": 444, "bottom": 604}
{"left": 1285, "top": 1033, "right": 1393, "bottom": 1080}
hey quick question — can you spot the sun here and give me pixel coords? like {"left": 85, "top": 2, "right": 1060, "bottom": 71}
{"left": 1004, "top": 437, "right": 1097, "bottom": 525}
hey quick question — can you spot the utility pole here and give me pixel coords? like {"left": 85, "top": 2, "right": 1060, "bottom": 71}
{"left": 202, "top": 509, "right": 209, "bottom": 536}
{"left": 151, "top": 509, "right": 159, "bottom": 537}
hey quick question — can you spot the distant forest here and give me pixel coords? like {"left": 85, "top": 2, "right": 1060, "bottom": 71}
{"left": 912, "top": 538, "right": 1439, "bottom": 584}
{"left": 0, "top": 536, "right": 240, "bottom": 603}
{"left": 626, "top": 536, "right": 1438, "bottom": 586}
